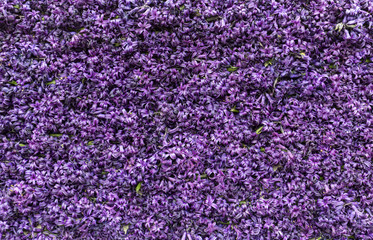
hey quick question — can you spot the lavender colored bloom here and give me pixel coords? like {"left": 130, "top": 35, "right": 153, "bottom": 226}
{"left": 0, "top": 0, "right": 372, "bottom": 239}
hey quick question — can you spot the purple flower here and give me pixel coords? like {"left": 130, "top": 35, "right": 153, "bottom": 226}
{"left": 0, "top": 0, "right": 372, "bottom": 238}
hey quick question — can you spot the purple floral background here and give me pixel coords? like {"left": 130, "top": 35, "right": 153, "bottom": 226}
{"left": 0, "top": 0, "right": 372, "bottom": 239}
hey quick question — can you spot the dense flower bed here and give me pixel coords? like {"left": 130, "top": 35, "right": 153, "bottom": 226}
{"left": 0, "top": 0, "right": 372, "bottom": 239}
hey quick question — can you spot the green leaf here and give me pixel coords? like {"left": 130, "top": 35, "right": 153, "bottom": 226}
{"left": 179, "top": 5, "right": 185, "bottom": 11}
{"left": 230, "top": 106, "right": 239, "bottom": 113}
{"left": 217, "top": 221, "right": 230, "bottom": 225}
{"left": 365, "top": 58, "right": 372, "bottom": 63}
{"left": 272, "top": 76, "right": 279, "bottom": 92}
{"left": 346, "top": 24, "right": 357, "bottom": 28}
{"left": 260, "top": 147, "right": 265, "bottom": 152}
{"left": 101, "top": 171, "right": 108, "bottom": 175}
{"left": 136, "top": 182, "right": 142, "bottom": 193}
{"left": 335, "top": 22, "right": 344, "bottom": 32}
{"left": 14, "top": 5, "right": 20, "bottom": 9}
{"left": 329, "top": 64, "right": 337, "bottom": 69}
{"left": 87, "top": 141, "right": 94, "bottom": 146}
{"left": 264, "top": 59, "right": 273, "bottom": 67}
{"left": 227, "top": 66, "right": 238, "bottom": 72}
{"left": 200, "top": 174, "right": 207, "bottom": 179}
{"left": 8, "top": 81, "right": 17, "bottom": 86}
{"left": 19, "top": 143, "right": 26, "bottom": 147}
{"left": 239, "top": 200, "right": 247, "bottom": 206}
{"left": 299, "top": 52, "right": 306, "bottom": 58}
{"left": 206, "top": 16, "right": 221, "bottom": 22}
{"left": 46, "top": 80, "right": 56, "bottom": 85}
{"left": 114, "top": 42, "right": 121, "bottom": 47}
{"left": 256, "top": 126, "right": 264, "bottom": 134}
{"left": 41, "top": 17, "right": 45, "bottom": 21}
{"left": 49, "top": 133, "right": 62, "bottom": 137}
{"left": 122, "top": 225, "right": 130, "bottom": 234}
{"left": 273, "top": 164, "right": 282, "bottom": 172}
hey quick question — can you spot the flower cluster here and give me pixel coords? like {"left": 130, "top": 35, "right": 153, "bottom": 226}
{"left": 0, "top": 0, "right": 372, "bottom": 239}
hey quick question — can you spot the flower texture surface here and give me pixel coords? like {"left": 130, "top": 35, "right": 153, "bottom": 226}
{"left": 0, "top": 0, "right": 372, "bottom": 239}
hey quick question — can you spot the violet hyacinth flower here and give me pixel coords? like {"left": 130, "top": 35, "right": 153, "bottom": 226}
{"left": 0, "top": 0, "right": 372, "bottom": 239}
